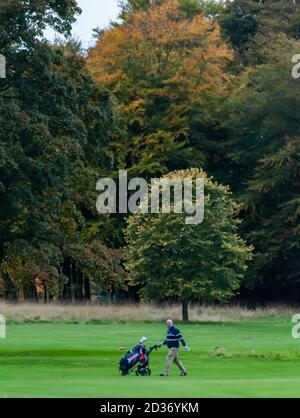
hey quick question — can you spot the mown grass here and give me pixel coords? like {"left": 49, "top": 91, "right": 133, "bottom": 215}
{"left": 0, "top": 301, "right": 297, "bottom": 324}
{"left": 0, "top": 318, "right": 300, "bottom": 398}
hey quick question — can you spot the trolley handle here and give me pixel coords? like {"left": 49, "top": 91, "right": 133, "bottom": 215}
{"left": 148, "top": 344, "right": 162, "bottom": 354}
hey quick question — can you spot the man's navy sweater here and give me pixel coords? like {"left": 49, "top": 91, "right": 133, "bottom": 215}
{"left": 163, "top": 326, "right": 186, "bottom": 349}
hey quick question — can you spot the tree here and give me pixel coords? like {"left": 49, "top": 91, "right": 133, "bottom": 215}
{"left": 88, "top": 0, "right": 233, "bottom": 251}
{"left": 0, "top": 0, "right": 80, "bottom": 50}
{"left": 218, "top": 0, "right": 300, "bottom": 66}
{"left": 125, "top": 168, "right": 252, "bottom": 320}
{"left": 0, "top": 0, "right": 122, "bottom": 301}
{"left": 223, "top": 35, "right": 300, "bottom": 296}
{"left": 258, "top": 0, "right": 300, "bottom": 40}
{"left": 0, "top": 40, "right": 120, "bottom": 300}
{"left": 218, "top": 0, "right": 263, "bottom": 52}
{"left": 88, "top": 0, "right": 232, "bottom": 180}
{"left": 118, "top": 0, "right": 214, "bottom": 20}
{"left": 118, "top": 0, "right": 164, "bottom": 17}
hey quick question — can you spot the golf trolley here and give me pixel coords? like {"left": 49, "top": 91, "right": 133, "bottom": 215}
{"left": 119, "top": 344, "right": 161, "bottom": 376}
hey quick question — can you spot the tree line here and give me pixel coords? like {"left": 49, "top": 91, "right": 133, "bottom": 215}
{"left": 0, "top": 0, "right": 299, "bottom": 307}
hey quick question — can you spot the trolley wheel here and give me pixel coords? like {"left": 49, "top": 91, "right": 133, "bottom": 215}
{"left": 146, "top": 368, "right": 151, "bottom": 376}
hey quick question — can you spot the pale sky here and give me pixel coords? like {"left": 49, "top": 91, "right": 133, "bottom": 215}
{"left": 44, "top": 0, "right": 120, "bottom": 48}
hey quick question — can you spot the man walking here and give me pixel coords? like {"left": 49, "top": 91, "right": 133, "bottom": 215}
{"left": 160, "top": 319, "right": 190, "bottom": 376}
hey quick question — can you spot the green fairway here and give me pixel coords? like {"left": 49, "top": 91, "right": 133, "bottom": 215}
{"left": 1, "top": 319, "right": 300, "bottom": 398}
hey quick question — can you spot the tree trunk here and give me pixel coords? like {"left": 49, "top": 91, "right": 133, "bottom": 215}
{"left": 182, "top": 299, "right": 189, "bottom": 322}
{"left": 62, "top": 258, "right": 71, "bottom": 301}
{"left": 75, "top": 267, "right": 84, "bottom": 301}
{"left": 110, "top": 289, "right": 115, "bottom": 303}
{"left": 23, "top": 282, "right": 38, "bottom": 301}
{"left": 44, "top": 283, "right": 48, "bottom": 303}
{"left": 1, "top": 271, "right": 17, "bottom": 301}
{"left": 83, "top": 275, "right": 91, "bottom": 301}
{"left": 70, "top": 260, "right": 76, "bottom": 302}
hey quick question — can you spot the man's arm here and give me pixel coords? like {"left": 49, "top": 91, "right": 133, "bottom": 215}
{"left": 176, "top": 328, "right": 190, "bottom": 351}
{"left": 177, "top": 330, "right": 186, "bottom": 347}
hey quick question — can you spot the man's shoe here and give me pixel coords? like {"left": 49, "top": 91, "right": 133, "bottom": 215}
{"left": 160, "top": 372, "right": 168, "bottom": 376}
{"left": 180, "top": 372, "right": 187, "bottom": 376}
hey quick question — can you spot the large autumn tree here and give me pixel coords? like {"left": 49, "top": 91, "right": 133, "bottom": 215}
{"left": 88, "top": 0, "right": 232, "bottom": 179}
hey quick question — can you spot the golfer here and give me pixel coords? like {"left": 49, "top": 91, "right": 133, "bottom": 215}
{"left": 160, "top": 319, "right": 189, "bottom": 376}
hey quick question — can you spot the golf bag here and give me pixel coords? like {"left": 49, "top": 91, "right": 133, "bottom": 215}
{"left": 119, "top": 344, "right": 161, "bottom": 376}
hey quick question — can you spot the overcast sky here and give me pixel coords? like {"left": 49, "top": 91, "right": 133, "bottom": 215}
{"left": 44, "top": 0, "right": 120, "bottom": 48}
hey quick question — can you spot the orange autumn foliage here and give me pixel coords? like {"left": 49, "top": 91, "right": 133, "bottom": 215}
{"left": 88, "top": 0, "right": 233, "bottom": 176}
